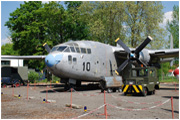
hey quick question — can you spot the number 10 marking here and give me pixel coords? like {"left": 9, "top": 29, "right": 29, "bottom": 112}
{"left": 83, "top": 62, "right": 90, "bottom": 71}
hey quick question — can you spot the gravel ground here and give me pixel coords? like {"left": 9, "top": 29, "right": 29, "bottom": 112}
{"left": 1, "top": 83, "right": 179, "bottom": 119}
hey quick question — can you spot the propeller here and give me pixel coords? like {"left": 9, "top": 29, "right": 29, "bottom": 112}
{"left": 43, "top": 43, "right": 51, "bottom": 53}
{"left": 115, "top": 36, "right": 153, "bottom": 75}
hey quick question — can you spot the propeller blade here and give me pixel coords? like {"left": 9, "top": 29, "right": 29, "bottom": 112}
{"left": 135, "top": 36, "right": 153, "bottom": 54}
{"left": 115, "top": 38, "right": 131, "bottom": 54}
{"left": 43, "top": 43, "right": 51, "bottom": 53}
{"left": 115, "top": 59, "right": 129, "bottom": 75}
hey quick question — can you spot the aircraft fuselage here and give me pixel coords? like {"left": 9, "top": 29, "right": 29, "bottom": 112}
{"left": 45, "top": 41, "right": 118, "bottom": 82}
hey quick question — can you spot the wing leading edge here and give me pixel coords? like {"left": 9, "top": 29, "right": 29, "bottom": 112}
{"left": 1, "top": 55, "right": 46, "bottom": 60}
{"left": 149, "top": 49, "right": 179, "bottom": 58}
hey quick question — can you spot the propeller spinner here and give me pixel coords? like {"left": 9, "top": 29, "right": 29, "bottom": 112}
{"left": 115, "top": 36, "right": 153, "bottom": 75}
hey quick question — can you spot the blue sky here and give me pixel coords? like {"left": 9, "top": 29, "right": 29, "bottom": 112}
{"left": 1, "top": 1, "right": 179, "bottom": 45}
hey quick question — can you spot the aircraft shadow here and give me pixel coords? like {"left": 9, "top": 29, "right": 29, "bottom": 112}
{"left": 160, "top": 88, "right": 179, "bottom": 90}
{"left": 161, "top": 108, "right": 179, "bottom": 114}
{"left": 40, "top": 84, "right": 100, "bottom": 93}
{"left": 162, "top": 96, "right": 179, "bottom": 99}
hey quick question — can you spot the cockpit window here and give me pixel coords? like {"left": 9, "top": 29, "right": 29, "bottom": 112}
{"left": 64, "top": 47, "right": 70, "bottom": 52}
{"left": 70, "top": 47, "right": 76, "bottom": 52}
{"left": 75, "top": 47, "right": 80, "bottom": 53}
{"left": 57, "top": 46, "right": 67, "bottom": 52}
{"left": 51, "top": 47, "right": 58, "bottom": 52}
{"left": 81, "top": 48, "right": 86, "bottom": 53}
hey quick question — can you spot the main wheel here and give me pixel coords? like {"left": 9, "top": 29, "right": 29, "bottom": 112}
{"left": 118, "top": 88, "right": 122, "bottom": 92}
{"left": 113, "top": 88, "right": 116, "bottom": 92}
{"left": 107, "top": 88, "right": 112, "bottom": 93}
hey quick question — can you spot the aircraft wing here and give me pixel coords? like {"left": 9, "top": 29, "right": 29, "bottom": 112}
{"left": 148, "top": 49, "right": 179, "bottom": 58}
{"left": 1, "top": 55, "right": 46, "bottom": 60}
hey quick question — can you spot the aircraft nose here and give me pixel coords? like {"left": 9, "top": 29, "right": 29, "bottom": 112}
{"left": 45, "top": 54, "right": 63, "bottom": 67}
{"left": 45, "top": 54, "right": 55, "bottom": 67}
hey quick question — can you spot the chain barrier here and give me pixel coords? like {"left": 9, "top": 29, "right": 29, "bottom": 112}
{"left": 73, "top": 89, "right": 102, "bottom": 97}
{"left": 107, "top": 98, "right": 170, "bottom": 111}
{"left": 108, "top": 94, "right": 162, "bottom": 105}
{"left": 72, "top": 104, "right": 105, "bottom": 119}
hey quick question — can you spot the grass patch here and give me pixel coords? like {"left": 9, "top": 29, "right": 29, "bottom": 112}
{"left": 159, "top": 76, "right": 179, "bottom": 83}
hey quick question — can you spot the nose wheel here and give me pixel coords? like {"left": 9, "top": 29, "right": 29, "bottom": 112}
{"left": 64, "top": 83, "right": 76, "bottom": 92}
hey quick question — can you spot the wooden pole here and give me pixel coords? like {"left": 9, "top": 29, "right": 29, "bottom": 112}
{"left": 171, "top": 97, "right": 174, "bottom": 119}
{"left": 104, "top": 90, "right": 107, "bottom": 119}
{"left": 70, "top": 88, "right": 72, "bottom": 108}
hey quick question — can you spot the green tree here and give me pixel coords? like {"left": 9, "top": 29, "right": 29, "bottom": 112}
{"left": 79, "top": 1, "right": 166, "bottom": 48}
{"left": 64, "top": 1, "right": 90, "bottom": 41}
{"left": 167, "top": 5, "right": 179, "bottom": 48}
{"left": 5, "top": 1, "right": 90, "bottom": 69}
{"left": 79, "top": 1, "right": 126, "bottom": 45}
{"left": 124, "top": 1, "right": 166, "bottom": 49}
{"left": 1, "top": 43, "right": 19, "bottom": 55}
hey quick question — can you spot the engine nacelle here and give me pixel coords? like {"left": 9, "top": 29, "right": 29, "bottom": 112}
{"left": 139, "top": 49, "right": 150, "bottom": 65}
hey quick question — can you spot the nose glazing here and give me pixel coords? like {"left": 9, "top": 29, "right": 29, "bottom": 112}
{"left": 45, "top": 54, "right": 63, "bottom": 67}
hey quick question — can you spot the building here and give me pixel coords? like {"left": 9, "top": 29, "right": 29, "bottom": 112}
{"left": 1, "top": 59, "right": 23, "bottom": 67}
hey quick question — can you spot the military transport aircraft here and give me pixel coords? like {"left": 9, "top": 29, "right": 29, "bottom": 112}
{"left": 2, "top": 36, "right": 179, "bottom": 90}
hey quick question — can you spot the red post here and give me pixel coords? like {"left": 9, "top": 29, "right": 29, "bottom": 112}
{"left": 70, "top": 88, "right": 72, "bottom": 108}
{"left": 171, "top": 97, "right": 174, "bottom": 119}
{"left": 104, "top": 90, "right": 107, "bottom": 119}
{"left": 27, "top": 83, "right": 29, "bottom": 100}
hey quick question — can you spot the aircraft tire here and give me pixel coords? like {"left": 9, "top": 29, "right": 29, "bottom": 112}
{"left": 107, "top": 88, "right": 112, "bottom": 93}
{"left": 155, "top": 85, "right": 160, "bottom": 89}
{"left": 113, "top": 88, "right": 116, "bottom": 92}
{"left": 101, "top": 89, "right": 104, "bottom": 93}
{"left": 118, "top": 88, "right": 122, "bottom": 92}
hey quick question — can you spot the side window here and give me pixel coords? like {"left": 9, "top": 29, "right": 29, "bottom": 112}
{"left": 87, "top": 48, "right": 91, "bottom": 54}
{"left": 150, "top": 70, "right": 155, "bottom": 77}
{"left": 132, "top": 70, "right": 137, "bottom": 77}
{"left": 81, "top": 48, "right": 86, "bottom": 54}
{"left": 68, "top": 55, "right": 72, "bottom": 64}
{"left": 75, "top": 47, "right": 80, "bottom": 53}
{"left": 73, "top": 57, "right": 77, "bottom": 64}
{"left": 70, "top": 47, "right": 76, "bottom": 52}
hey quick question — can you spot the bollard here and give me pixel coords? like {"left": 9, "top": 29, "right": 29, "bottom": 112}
{"left": 84, "top": 106, "right": 87, "bottom": 112}
{"left": 70, "top": 88, "right": 72, "bottom": 108}
{"left": 171, "top": 97, "right": 174, "bottom": 119}
{"left": 1, "top": 92, "right": 3, "bottom": 95}
{"left": 43, "top": 98, "right": 46, "bottom": 103}
{"left": 18, "top": 94, "right": 21, "bottom": 99}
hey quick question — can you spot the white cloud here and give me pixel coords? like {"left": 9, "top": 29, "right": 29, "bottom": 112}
{"left": 159, "top": 11, "right": 173, "bottom": 28}
{"left": 1, "top": 37, "right": 12, "bottom": 46}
